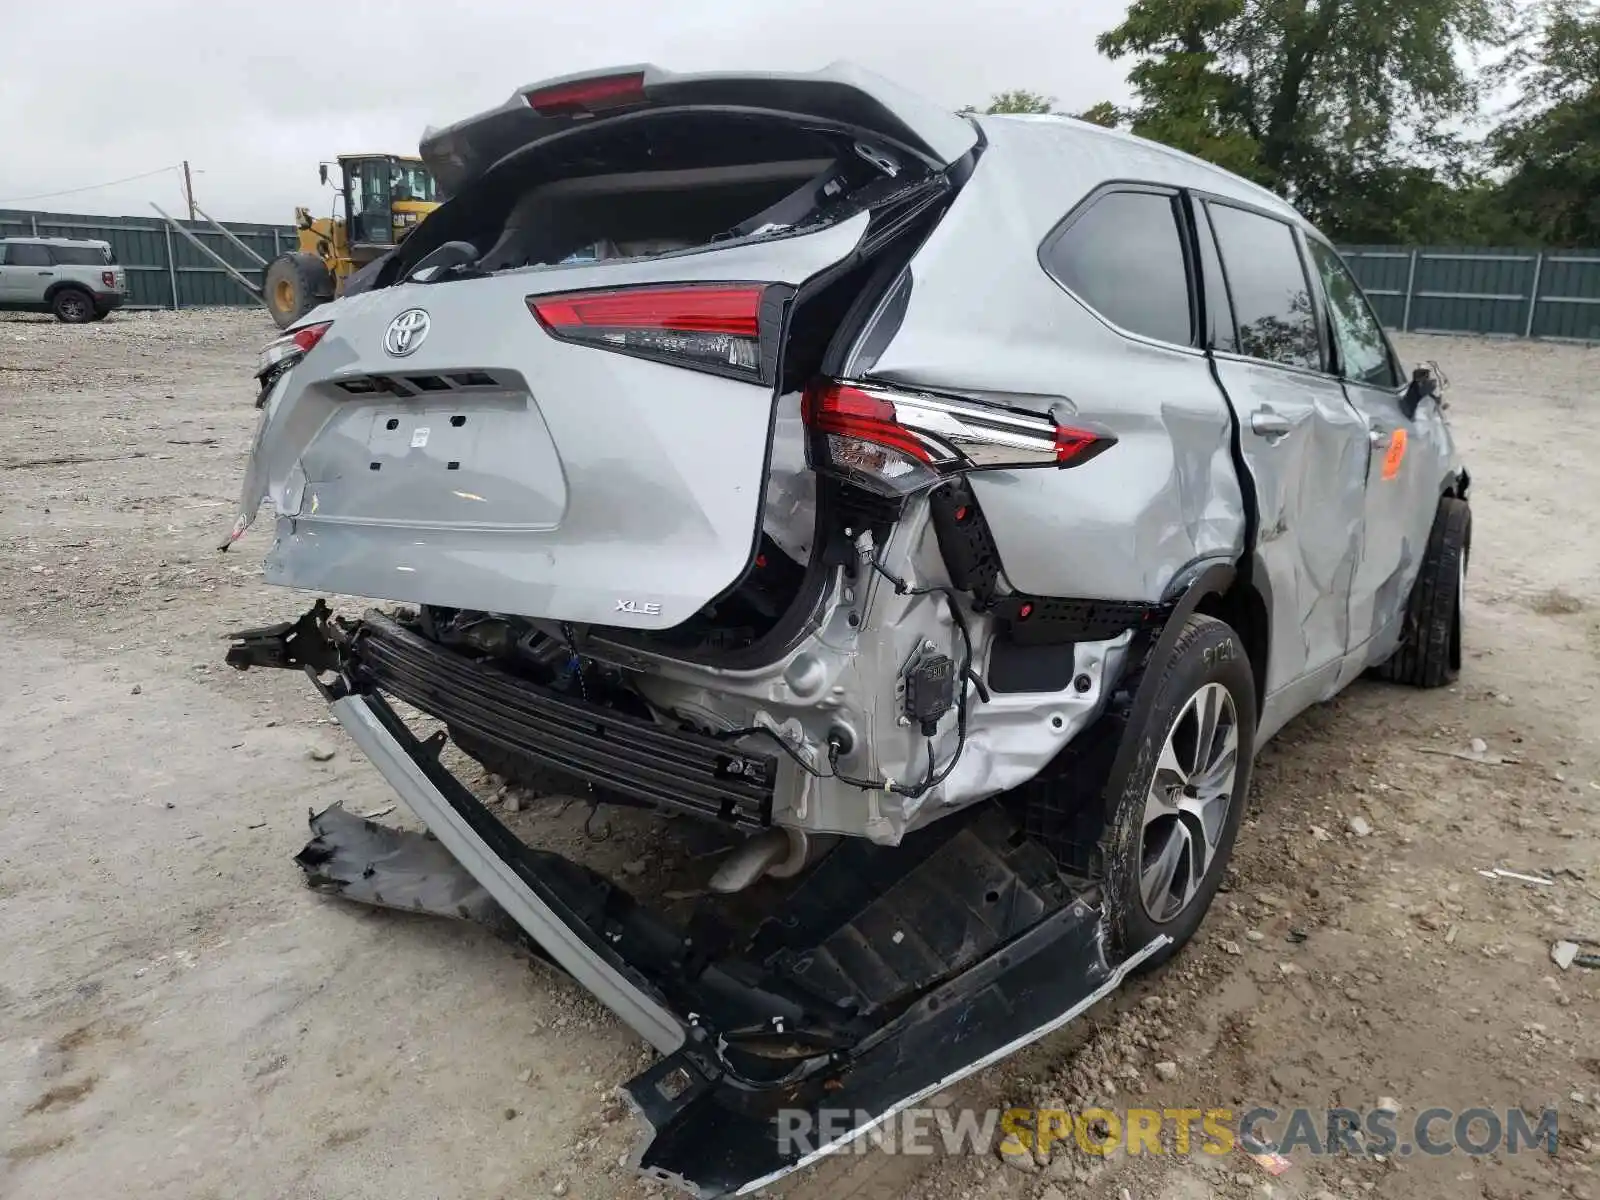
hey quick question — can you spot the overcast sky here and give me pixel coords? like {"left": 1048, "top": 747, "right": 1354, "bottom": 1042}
{"left": 0, "top": 0, "right": 1131, "bottom": 224}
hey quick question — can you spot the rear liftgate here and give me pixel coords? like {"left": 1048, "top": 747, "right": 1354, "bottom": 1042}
{"left": 230, "top": 607, "right": 1163, "bottom": 1196}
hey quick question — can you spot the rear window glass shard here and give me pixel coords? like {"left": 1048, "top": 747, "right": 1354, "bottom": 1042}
{"left": 1206, "top": 203, "right": 1321, "bottom": 372}
{"left": 1042, "top": 188, "right": 1194, "bottom": 347}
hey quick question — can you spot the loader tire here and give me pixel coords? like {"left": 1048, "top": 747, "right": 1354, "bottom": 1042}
{"left": 1374, "top": 496, "right": 1470, "bottom": 688}
{"left": 1100, "top": 614, "right": 1257, "bottom": 971}
{"left": 265, "top": 252, "right": 333, "bottom": 330}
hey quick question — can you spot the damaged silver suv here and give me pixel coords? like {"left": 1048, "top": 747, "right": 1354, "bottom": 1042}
{"left": 225, "top": 62, "right": 1471, "bottom": 1195}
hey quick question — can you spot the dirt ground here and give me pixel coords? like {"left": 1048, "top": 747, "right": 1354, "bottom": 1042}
{"left": 1, "top": 309, "right": 1596, "bottom": 1200}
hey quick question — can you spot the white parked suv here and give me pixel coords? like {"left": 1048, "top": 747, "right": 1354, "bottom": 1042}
{"left": 0, "top": 237, "right": 126, "bottom": 322}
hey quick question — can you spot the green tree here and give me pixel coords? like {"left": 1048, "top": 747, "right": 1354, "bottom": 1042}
{"left": 1490, "top": 0, "right": 1600, "bottom": 244}
{"left": 1094, "top": 0, "right": 1509, "bottom": 236}
{"left": 1076, "top": 101, "right": 1128, "bottom": 127}
{"left": 962, "top": 89, "right": 1058, "bottom": 115}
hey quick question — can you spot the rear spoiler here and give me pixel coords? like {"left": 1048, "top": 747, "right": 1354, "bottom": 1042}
{"left": 419, "top": 61, "right": 980, "bottom": 195}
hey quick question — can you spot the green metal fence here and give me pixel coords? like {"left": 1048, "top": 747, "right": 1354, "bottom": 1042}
{"left": 0, "top": 207, "right": 297, "bottom": 310}
{"left": 8, "top": 209, "right": 1600, "bottom": 340}
{"left": 1341, "top": 245, "right": 1600, "bottom": 341}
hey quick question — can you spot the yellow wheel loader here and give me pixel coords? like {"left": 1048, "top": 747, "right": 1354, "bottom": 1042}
{"left": 264, "top": 155, "right": 440, "bottom": 329}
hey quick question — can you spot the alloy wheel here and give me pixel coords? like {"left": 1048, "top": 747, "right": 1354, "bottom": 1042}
{"left": 1139, "top": 681, "right": 1239, "bottom": 923}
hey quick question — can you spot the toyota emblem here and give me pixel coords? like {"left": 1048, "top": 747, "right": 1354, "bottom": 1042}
{"left": 384, "top": 309, "right": 430, "bottom": 357}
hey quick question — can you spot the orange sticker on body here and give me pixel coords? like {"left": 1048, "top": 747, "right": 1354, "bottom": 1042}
{"left": 1381, "top": 428, "right": 1408, "bottom": 480}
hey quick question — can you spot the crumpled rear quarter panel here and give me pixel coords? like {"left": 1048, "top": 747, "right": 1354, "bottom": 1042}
{"left": 865, "top": 116, "right": 1250, "bottom": 602}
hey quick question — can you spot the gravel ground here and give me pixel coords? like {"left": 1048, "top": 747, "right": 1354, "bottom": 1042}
{"left": 1, "top": 309, "right": 1597, "bottom": 1200}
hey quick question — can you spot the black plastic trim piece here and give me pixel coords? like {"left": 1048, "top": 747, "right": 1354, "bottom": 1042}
{"left": 626, "top": 901, "right": 1163, "bottom": 1197}
{"left": 988, "top": 641, "right": 1077, "bottom": 693}
{"left": 1098, "top": 561, "right": 1236, "bottom": 813}
{"left": 928, "top": 479, "right": 1001, "bottom": 601}
{"left": 994, "top": 595, "right": 1164, "bottom": 648}
{"left": 224, "top": 598, "right": 341, "bottom": 674}
{"left": 349, "top": 615, "right": 776, "bottom": 826}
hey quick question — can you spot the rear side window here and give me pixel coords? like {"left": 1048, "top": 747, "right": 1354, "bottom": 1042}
{"left": 5, "top": 242, "right": 51, "bottom": 267}
{"left": 1043, "top": 189, "right": 1193, "bottom": 346}
{"left": 1306, "top": 239, "right": 1398, "bottom": 388}
{"left": 1206, "top": 203, "right": 1321, "bottom": 371}
{"left": 49, "top": 244, "right": 112, "bottom": 266}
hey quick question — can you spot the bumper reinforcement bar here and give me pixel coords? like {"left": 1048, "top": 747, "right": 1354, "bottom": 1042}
{"left": 349, "top": 614, "right": 777, "bottom": 827}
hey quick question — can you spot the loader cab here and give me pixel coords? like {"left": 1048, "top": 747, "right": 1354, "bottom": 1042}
{"left": 324, "top": 155, "right": 440, "bottom": 252}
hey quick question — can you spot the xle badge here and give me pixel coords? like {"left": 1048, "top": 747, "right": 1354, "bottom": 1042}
{"left": 616, "top": 599, "right": 663, "bottom": 616}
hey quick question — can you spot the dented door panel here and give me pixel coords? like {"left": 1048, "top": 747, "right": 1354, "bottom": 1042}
{"left": 1211, "top": 357, "right": 1370, "bottom": 695}
{"left": 1342, "top": 376, "right": 1453, "bottom": 655}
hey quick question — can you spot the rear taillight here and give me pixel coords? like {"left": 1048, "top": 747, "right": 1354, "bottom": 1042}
{"left": 288, "top": 323, "right": 332, "bottom": 354}
{"left": 101, "top": 271, "right": 116, "bottom": 288}
{"left": 802, "top": 380, "right": 1116, "bottom": 497}
{"left": 527, "top": 284, "right": 777, "bottom": 381}
{"left": 254, "top": 321, "right": 332, "bottom": 401}
{"left": 524, "top": 71, "right": 645, "bottom": 115}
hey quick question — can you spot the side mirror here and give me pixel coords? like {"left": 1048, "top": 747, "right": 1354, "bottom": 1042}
{"left": 1401, "top": 361, "right": 1447, "bottom": 418}
{"left": 318, "top": 164, "right": 330, "bottom": 186}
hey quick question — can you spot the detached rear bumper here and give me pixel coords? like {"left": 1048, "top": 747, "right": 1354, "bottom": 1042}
{"left": 231, "top": 606, "right": 1164, "bottom": 1195}
{"left": 331, "top": 692, "right": 689, "bottom": 1053}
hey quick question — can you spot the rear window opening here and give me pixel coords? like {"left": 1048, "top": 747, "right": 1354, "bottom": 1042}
{"left": 48, "top": 244, "right": 114, "bottom": 266}
{"left": 394, "top": 111, "right": 937, "bottom": 280}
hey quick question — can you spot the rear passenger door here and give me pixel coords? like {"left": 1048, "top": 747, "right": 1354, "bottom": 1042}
{"left": 1199, "top": 200, "right": 1371, "bottom": 710}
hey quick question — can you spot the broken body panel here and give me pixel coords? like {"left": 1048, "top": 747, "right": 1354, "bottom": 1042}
{"left": 240, "top": 608, "right": 1162, "bottom": 1196}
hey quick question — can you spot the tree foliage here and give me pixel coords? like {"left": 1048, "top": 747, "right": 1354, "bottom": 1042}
{"left": 1491, "top": 0, "right": 1600, "bottom": 244}
{"left": 1075, "top": 101, "right": 1126, "bottom": 127}
{"left": 973, "top": 0, "right": 1600, "bottom": 246}
{"left": 1094, "top": 0, "right": 1509, "bottom": 238}
{"left": 962, "top": 89, "right": 1058, "bottom": 115}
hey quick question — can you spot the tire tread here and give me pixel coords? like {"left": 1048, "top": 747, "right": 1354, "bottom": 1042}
{"left": 1377, "top": 497, "right": 1470, "bottom": 689}
{"left": 1098, "top": 613, "right": 1257, "bottom": 969}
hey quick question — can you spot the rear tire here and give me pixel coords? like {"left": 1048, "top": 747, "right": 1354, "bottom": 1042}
{"left": 1375, "top": 496, "right": 1470, "bottom": 688}
{"left": 264, "top": 252, "right": 334, "bottom": 330}
{"left": 1101, "top": 614, "right": 1257, "bottom": 970}
{"left": 51, "top": 288, "right": 95, "bottom": 324}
